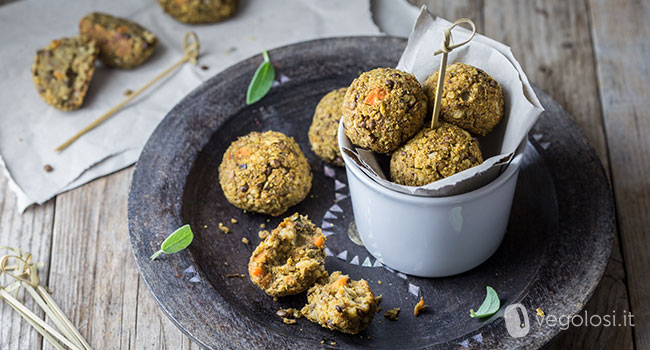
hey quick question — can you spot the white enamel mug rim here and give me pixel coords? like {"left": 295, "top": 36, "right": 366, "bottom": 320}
{"left": 337, "top": 121, "right": 524, "bottom": 205}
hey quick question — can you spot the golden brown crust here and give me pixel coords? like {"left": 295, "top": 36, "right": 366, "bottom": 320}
{"left": 218, "top": 131, "right": 312, "bottom": 216}
{"left": 308, "top": 87, "right": 347, "bottom": 167}
{"left": 390, "top": 122, "right": 483, "bottom": 186}
{"left": 248, "top": 213, "right": 327, "bottom": 297}
{"left": 423, "top": 63, "right": 504, "bottom": 136}
{"left": 342, "top": 68, "right": 427, "bottom": 154}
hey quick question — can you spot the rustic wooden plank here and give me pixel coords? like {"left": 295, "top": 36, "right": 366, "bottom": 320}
{"left": 0, "top": 172, "right": 55, "bottom": 350}
{"left": 134, "top": 281, "right": 201, "bottom": 350}
{"left": 589, "top": 0, "right": 650, "bottom": 348}
{"left": 481, "top": 1, "right": 633, "bottom": 349}
{"left": 414, "top": 0, "right": 632, "bottom": 348}
{"left": 411, "top": 0, "right": 485, "bottom": 30}
{"left": 43, "top": 169, "right": 138, "bottom": 349}
{"left": 42, "top": 167, "right": 199, "bottom": 350}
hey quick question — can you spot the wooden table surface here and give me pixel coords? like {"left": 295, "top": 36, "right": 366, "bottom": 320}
{"left": 0, "top": 0, "right": 647, "bottom": 349}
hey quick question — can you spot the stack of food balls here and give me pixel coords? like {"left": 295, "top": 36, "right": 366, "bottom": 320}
{"left": 309, "top": 63, "right": 505, "bottom": 187}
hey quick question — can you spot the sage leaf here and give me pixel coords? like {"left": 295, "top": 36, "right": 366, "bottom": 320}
{"left": 151, "top": 224, "right": 194, "bottom": 261}
{"left": 470, "top": 286, "right": 500, "bottom": 318}
{"left": 246, "top": 49, "right": 275, "bottom": 105}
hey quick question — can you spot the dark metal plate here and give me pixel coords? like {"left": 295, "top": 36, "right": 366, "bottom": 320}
{"left": 128, "top": 37, "right": 614, "bottom": 349}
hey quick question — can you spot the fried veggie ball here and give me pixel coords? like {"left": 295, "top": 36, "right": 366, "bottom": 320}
{"left": 342, "top": 68, "right": 427, "bottom": 154}
{"left": 31, "top": 37, "right": 99, "bottom": 111}
{"left": 79, "top": 12, "right": 157, "bottom": 69}
{"left": 390, "top": 122, "right": 483, "bottom": 186}
{"left": 248, "top": 213, "right": 327, "bottom": 297}
{"left": 308, "top": 87, "right": 347, "bottom": 167}
{"left": 219, "top": 131, "right": 312, "bottom": 216}
{"left": 301, "top": 271, "right": 377, "bottom": 334}
{"left": 158, "top": 0, "right": 238, "bottom": 24}
{"left": 423, "top": 63, "right": 504, "bottom": 136}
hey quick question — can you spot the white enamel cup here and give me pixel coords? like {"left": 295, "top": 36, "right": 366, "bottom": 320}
{"left": 338, "top": 122, "right": 523, "bottom": 277}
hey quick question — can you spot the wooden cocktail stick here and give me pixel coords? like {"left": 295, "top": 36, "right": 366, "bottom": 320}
{"left": 430, "top": 19, "right": 476, "bottom": 129}
{"left": 55, "top": 32, "right": 200, "bottom": 152}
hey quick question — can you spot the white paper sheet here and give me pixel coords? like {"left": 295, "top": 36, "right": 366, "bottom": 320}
{"left": 0, "top": 0, "right": 381, "bottom": 211}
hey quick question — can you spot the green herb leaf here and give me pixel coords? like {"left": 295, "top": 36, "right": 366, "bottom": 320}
{"left": 470, "top": 286, "right": 500, "bottom": 318}
{"left": 246, "top": 49, "right": 276, "bottom": 105}
{"left": 150, "top": 224, "right": 194, "bottom": 261}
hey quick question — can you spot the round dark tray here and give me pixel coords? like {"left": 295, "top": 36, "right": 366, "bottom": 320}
{"left": 128, "top": 37, "right": 614, "bottom": 349}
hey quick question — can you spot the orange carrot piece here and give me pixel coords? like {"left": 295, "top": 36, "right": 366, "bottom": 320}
{"left": 313, "top": 236, "right": 325, "bottom": 248}
{"left": 251, "top": 267, "right": 263, "bottom": 277}
{"left": 236, "top": 147, "right": 251, "bottom": 159}
{"left": 364, "top": 88, "right": 387, "bottom": 105}
{"left": 331, "top": 277, "right": 348, "bottom": 289}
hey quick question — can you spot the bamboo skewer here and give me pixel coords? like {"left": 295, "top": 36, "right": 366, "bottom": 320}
{"left": 430, "top": 18, "right": 476, "bottom": 129}
{"left": 55, "top": 32, "right": 200, "bottom": 152}
{"left": 0, "top": 247, "right": 91, "bottom": 350}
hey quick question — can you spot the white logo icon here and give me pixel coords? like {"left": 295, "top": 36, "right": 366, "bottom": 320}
{"left": 504, "top": 303, "right": 530, "bottom": 338}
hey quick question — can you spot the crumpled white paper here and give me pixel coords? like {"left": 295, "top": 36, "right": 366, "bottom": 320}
{"left": 341, "top": 6, "right": 545, "bottom": 196}
{"left": 0, "top": 0, "right": 380, "bottom": 212}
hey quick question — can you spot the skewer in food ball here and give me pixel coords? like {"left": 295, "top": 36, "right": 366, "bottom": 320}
{"left": 342, "top": 68, "right": 427, "bottom": 154}
{"left": 423, "top": 63, "right": 504, "bottom": 136}
{"left": 308, "top": 87, "right": 347, "bottom": 167}
{"left": 218, "top": 131, "right": 312, "bottom": 216}
{"left": 390, "top": 122, "right": 483, "bottom": 186}
{"left": 248, "top": 213, "right": 327, "bottom": 297}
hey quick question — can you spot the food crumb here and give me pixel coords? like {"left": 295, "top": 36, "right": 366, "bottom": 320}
{"left": 276, "top": 308, "right": 301, "bottom": 324}
{"left": 223, "top": 261, "right": 229, "bottom": 267}
{"left": 266, "top": 218, "right": 270, "bottom": 222}
{"left": 330, "top": 341, "right": 337, "bottom": 346}
{"left": 200, "top": 65, "right": 209, "bottom": 70}
{"left": 258, "top": 230, "right": 270, "bottom": 239}
{"left": 44, "top": 164, "right": 54, "bottom": 172}
{"left": 218, "top": 222, "right": 230, "bottom": 233}
{"left": 231, "top": 218, "right": 238, "bottom": 224}
{"left": 378, "top": 280, "right": 382, "bottom": 285}
{"left": 320, "top": 340, "right": 325, "bottom": 344}
{"left": 18, "top": 138, "right": 23, "bottom": 142}
{"left": 375, "top": 294, "right": 382, "bottom": 304}
{"left": 260, "top": 223, "right": 265, "bottom": 229}
{"left": 414, "top": 297, "right": 426, "bottom": 317}
{"left": 226, "top": 273, "right": 246, "bottom": 278}
{"left": 310, "top": 194, "right": 314, "bottom": 198}
{"left": 536, "top": 307, "right": 545, "bottom": 317}
{"left": 123, "top": 89, "right": 133, "bottom": 96}
{"left": 203, "top": 225, "right": 208, "bottom": 229}
{"left": 384, "top": 308, "right": 400, "bottom": 321}
{"left": 242, "top": 237, "right": 250, "bottom": 245}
